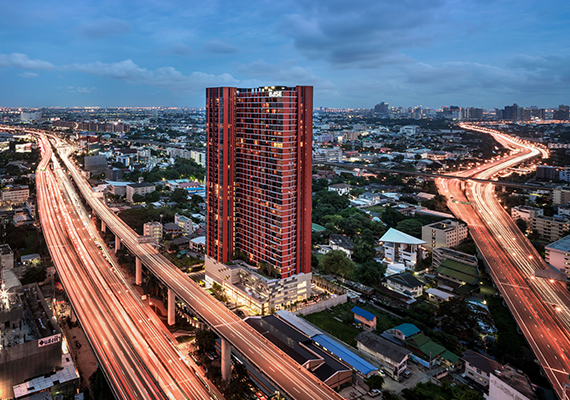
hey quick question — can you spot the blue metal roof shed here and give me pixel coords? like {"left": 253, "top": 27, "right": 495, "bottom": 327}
{"left": 351, "top": 306, "right": 377, "bottom": 322}
{"left": 312, "top": 334, "right": 377, "bottom": 377}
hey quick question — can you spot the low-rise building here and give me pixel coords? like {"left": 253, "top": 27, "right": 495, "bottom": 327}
{"left": 380, "top": 228, "right": 425, "bottom": 268}
{"left": 190, "top": 150, "right": 206, "bottom": 167}
{"left": 174, "top": 213, "right": 193, "bottom": 234}
{"left": 536, "top": 165, "right": 558, "bottom": 181}
{"left": 422, "top": 219, "right": 468, "bottom": 251}
{"left": 485, "top": 365, "right": 537, "bottom": 400}
{"left": 2, "top": 185, "right": 29, "bottom": 204}
{"left": 328, "top": 183, "right": 352, "bottom": 195}
{"left": 511, "top": 206, "right": 544, "bottom": 222}
{"left": 425, "top": 288, "right": 454, "bottom": 304}
{"left": 432, "top": 247, "right": 478, "bottom": 269}
{"left": 163, "top": 222, "right": 184, "bottom": 236}
{"left": 383, "top": 272, "right": 424, "bottom": 298}
{"left": 313, "top": 147, "right": 343, "bottom": 163}
{"left": 436, "top": 259, "right": 479, "bottom": 286}
{"left": 352, "top": 306, "right": 377, "bottom": 331}
{"left": 530, "top": 215, "right": 570, "bottom": 242}
{"left": 0, "top": 244, "right": 14, "bottom": 270}
{"left": 356, "top": 331, "right": 411, "bottom": 381}
{"left": 552, "top": 187, "right": 570, "bottom": 206}
{"left": 545, "top": 235, "right": 570, "bottom": 275}
{"left": 329, "top": 234, "right": 354, "bottom": 258}
{"left": 462, "top": 350, "right": 502, "bottom": 387}
{"left": 143, "top": 221, "right": 163, "bottom": 241}
{"left": 126, "top": 181, "right": 156, "bottom": 203}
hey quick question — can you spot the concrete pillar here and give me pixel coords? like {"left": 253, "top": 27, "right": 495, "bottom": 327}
{"left": 101, "top": 220, "right": 106, "bottom": 233}
{"left": 168, "top": 289, "right": 175, "bottom": 326}
{"left": 221, "top": 338, "right": 231, "bottom": 381}
{"left": 135, "top": 257, "right": 142, "bottom": 286}
{"left": 115, "top": 235, "right": 121, "bottom": 253}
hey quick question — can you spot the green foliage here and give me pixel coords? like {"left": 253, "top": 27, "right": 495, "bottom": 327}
{"left": 132, "top": 193, "right": 144, "bottom": 203}
{"left": 125, "top": 157, "right": 205, "bottom": 182}
{"left": 322, "top": 250, "right": 355, "bottom": 278}
{"left": 399, "top": 195, "right": 418, "bottom": 205}
{"left": 195, "top": 330, "right": 216, "bottom": 354}
{"left": 402, "top": 381, "right": 483, "bottom": 400}
{"left": 421, "top": 194, "right": 448, "bottom": 212}
{"left": 395, "top": 219, "right": 423, "bottom": 238}
{"left": 366, "top": 374, "right": 385, "bottom": 390}
{"left": 171, "top": 188, "right": 188, "bottom": 203}
{"left": 515, "top": 218, "right": 527, "bottom": 233}
{"left": 144, "top": 190, "right": 161, "bottom": 203}
{"left": 381, "top": 206, "right": 405, "bottom": 228}
{"left": 352, "top": 242, "right": 377, "bottom": 264}
{"left": 20, "top": 266, "right": 47, "bottom": 284}
{"left": 312, "top": 178, "right": 329, "bottom": 192}
{"left": 313, "top": 191, "right": 351, "bottom": 215}
{"left": 118, "top": 206, "right": 185, "bottom": 234}
{"left": 89, "top": 367, "right": 114, "bottom": 400}
{"left": 353, "top": 260, "right": 386, "bottom": 286}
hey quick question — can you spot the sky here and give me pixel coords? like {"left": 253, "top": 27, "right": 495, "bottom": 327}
{"left": 0, "top": 0, "right": 569, "bottom": 109}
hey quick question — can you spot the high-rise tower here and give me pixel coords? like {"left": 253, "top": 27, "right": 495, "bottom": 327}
{"left": 206, "top": 86, "right": 313, "bottom": 278}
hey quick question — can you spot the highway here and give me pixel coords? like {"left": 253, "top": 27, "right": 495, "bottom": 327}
{"left": 437, "top": 123, "right": 570, "bottom": 399}
{"left": 36, "top": 133, "right": 216, "bottom": 400}
{"left": 42, "top": 128, "right": 344, "bottom": 400}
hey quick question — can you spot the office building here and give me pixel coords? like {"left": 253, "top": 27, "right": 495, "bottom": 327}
{"left": 485, "top": 365, "right": 537, "bottom": 400}
{"left": 1, "top": 185, "right": 29, "bottom": 204}
{"left": 374, "top": 102, "right": 389, "bottom": 115}
{"left": 126, "top": 181, "right": 156, "bottom": 203}
{"left": 190, "top": 150, "right": 206, "bottom": 167}
{"left": 174, "top": 213, "right": 193, "bottom": 234}
{"left": 205, "top": 86, "right": 312, "bottom": 279}
{"left": 545, "top": 235, "right": 570, "bottom": 275}
{"left": 530, "top": 215, "right": 570, "bottom": 242}
{"left": 380, "top": 228, "right": 425, "bottom": 268}
{"left": 511, "top": 206, "right": 544, "bottom": 222}
{"left": 536, "top": 165, "right": 558, "bottom": 181}
{"left": 432, "top": 247, "right": 478, "bottom": 269}
{"left": 554, "top": 105, "right": 570, "bottom": 121}
{"left": 143, "top": 221, "right": 163, "bottom": 241}
{"left": 422, "top": 219, "right": 468, "bottom": 251}
{"left": 83, "top": 155, "right": 107, "bottom": 175}
{"left": 313, "top": 147, "right": 342, "bottom": 163}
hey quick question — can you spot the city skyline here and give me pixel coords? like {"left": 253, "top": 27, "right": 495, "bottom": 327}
{"left": 1, "top": 0, "right": 569, "bottom": 109}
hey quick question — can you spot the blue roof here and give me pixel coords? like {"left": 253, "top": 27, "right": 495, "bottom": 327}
{"left": 392, "top": 323, "right": 421, "bottom": 337}
{"left": 351, "top": 306, "right": 376, "bottom": 322}
{"left": 312, "top": 334, "right": 377, "bottom": 376}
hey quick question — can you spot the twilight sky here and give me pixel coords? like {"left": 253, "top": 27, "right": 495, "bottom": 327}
{"left": 0, "top": 0, "right": 569, "bottom": 109}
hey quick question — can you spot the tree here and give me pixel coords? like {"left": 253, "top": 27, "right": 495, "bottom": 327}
{"left": 171, "top": 188, "right": 188, "bottom": 203}
{"left": 352, "top": 242, "right": 376, "bottom": 264}
{"left": 322, "top": 250, "right": 355, "bottom": 278}
{"left": 395, "top": 219, "right": 423, "bottom": 238}
{"left": 132, "top": 193, "right": 144, "bottom": 203}
{"left": 366, "top": 374, "right": 384, "bottom": 390}
{"left": 145, "top": 190, "right": 161, "bottom": 203}
{"left": 515, "top": 218, "right": 527, "bottom": 233}
{"left": 354, "top": 260, "right": 385, "bottom": 286}
{"left": 311, "top": 254, "right": 320, "bottom": 269}
{"left": 195, "top": 330, "right": 216, "bottom": 354}
{"left": 381, "top": 206, "right": 405, "bottom": 228}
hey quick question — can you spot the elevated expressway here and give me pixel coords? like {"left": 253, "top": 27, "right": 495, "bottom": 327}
{"left": 437, "top": 124, "right": 570, "bottom": 399}
{"left": 37, "top": 134, "right": 215, "bottom": 400}
{"left": 50, "top": 136, "right": 343, "bottom": 400}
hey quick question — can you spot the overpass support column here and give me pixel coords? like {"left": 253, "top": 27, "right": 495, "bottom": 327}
{"left": 135, "top": 257, "right": 142, "bottom": 286}
{"left": 221, "top": 338, "right": 231, "bottom": 381}
{"left": 101, "top": 220, "right": 106, "bottom": 233}
{"left": 168, "top": 289, "right": 175, "bottom": 326}
{"left": 115, "top": 236, "right": 121, "bottom": 253}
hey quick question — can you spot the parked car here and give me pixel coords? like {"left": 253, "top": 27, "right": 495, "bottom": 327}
{"left": 403, "top": 370, "right": 412, "bottom": 379}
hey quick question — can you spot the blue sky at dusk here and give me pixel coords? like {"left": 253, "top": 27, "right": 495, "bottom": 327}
{"left": 0, "top": 0, "right": 569, "bottom": 108}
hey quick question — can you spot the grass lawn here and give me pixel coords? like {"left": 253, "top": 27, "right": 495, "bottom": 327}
{"left": 303, "top": 302, "right": 400, "bottom": 346}
{"left": 363, "top": 205, "right": 385, "bottom": 214}
{"left": 20, "top": 230, "right": 39, "bottom": 256}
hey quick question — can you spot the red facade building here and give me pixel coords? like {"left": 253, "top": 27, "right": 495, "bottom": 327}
{"left": 206, "top": 86, "right": 312, "bottom": 278}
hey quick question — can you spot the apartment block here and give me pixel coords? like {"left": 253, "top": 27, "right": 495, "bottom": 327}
{"left": 422, "top": 219, "right": 468, "bottom": 251}
{"left": 530, "top": 215, "right": 570, "bottom": 242}
{"left": 511, "top": 206, "right": 544, "bottom": 222}
{"left": 1, "top": 185, "right": 29, "bottom": 204}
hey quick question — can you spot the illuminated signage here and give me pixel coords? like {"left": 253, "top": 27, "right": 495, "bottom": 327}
{"left": 268, "top": 91, "right": 282, "bottom": 98}
{"left": 38, "top": 333, "right": 61, "bottom": 348}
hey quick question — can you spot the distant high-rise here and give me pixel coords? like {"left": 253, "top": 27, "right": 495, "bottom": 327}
{"left": 554, "top": 105, "right": 569, "bottom": 121}
{"left": 206, "top": 86, "right": 313, "bottom": 278}
{"left": 504, "top": 103, "right": 521, "bottom": 121}
{"left": 374, "top": 102, "right": 389, "bottom": 115}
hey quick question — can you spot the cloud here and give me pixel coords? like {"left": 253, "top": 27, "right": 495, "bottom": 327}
{"left": 0, "top": 53, "right": 54, "bottom": 70}
{"left": 67, "top": 86, "right": 96, "bottom": 93}
{"left": 79, "top": 18, "right": 131, "bottom": 39}
{"left": 19, "top": 72, "right": 39, "bottom": 78}
{"left": 203, "top": 39, "right": 237, "bottom": 54}
{"left": 70, "top": 59, "right": 238, "bottom": 92}
{"left": 280, "top": 0, "right": 446, "bottom": 68}
{"left": 236, "top": 59, "right": 338, "bottom": 96}
{"left": 171, "top": 43, "right": 192, "bottom": 55}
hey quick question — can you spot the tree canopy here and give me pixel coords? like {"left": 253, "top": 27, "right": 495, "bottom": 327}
{"left": 322, "top": 250, "right": 355, "bottom": 278}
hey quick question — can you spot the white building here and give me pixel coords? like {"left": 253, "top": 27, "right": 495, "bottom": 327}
{"left": 552, "top": 187, "right": 570, "bottom": 205}
{"left": 462, "top": 350, "right": 502, "bottom": 388}
{"left": 190, "top": 150, "right": 206, "bottom": 167}
{"left": 383, "top": 272, "right": 424, "bottom": 298}
{"left": 545, "top": 235, "right": 570, "bottom": 275}
{"left": 355, "top": 331, "right": 411, "bottom": 381}
{"left": 174, "top": 213, "right": 193, "bottom": 234}
{"left": 399, "top": 126, "right": 420, "bottom": 136}
{"left": 0, "top": 244, "right": 14, "bottom": 270}
{"left": 328, "top": 183, "right": 352, "bottom": 196}
{"left": 126, "top": 182, "right": 156, "bottom": 203}
{"left": 143, "top": 221, "right": 163, "bottom": 241}
{"left": 511, "top": 206, "right": 544, "bottom": 222}
{"left": 421, "top": 219, "right": 468, "bottom": 251}
{"left": 485, "top": 365, "right": 537, "bottom": 400}
{"left": 313, "top": 147, "right": 343, "bottom": 163}
{"left": 1, "top": 185, "right": 29, "bottom": 204}
{"left": 380, "top": 228, "right": 425, "bottom": 268}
